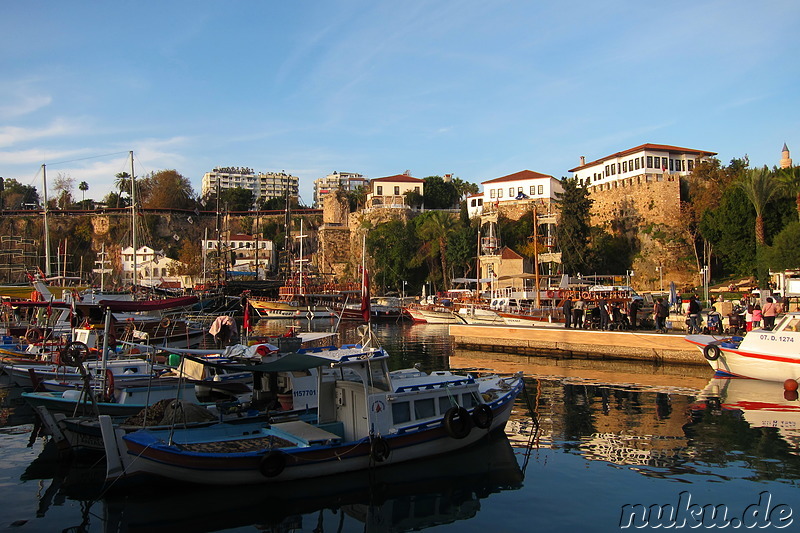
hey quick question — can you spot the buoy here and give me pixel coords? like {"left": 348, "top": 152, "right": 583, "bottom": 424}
{"left": 785, "top": 390, "right": 799, "bottom": 401}
{"left": 784, "top": 379, "right": 799, "bottom": 392}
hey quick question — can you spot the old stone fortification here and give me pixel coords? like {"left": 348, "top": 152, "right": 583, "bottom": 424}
{"left": 588, "top": 175, "right": 696, "bottom": 290}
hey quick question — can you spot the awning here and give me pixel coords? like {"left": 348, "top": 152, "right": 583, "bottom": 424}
{"left": 98, "top": 295, "right": 199, "bottom": 312}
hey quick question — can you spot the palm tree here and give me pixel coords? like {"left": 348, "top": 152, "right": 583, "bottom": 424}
{"left": 78, "top": 181, "right": 88, "bottom": 208}
{"left": 777, "top": 166, "right": 800, "bottom": 221}
{"left": 737, "top": 166, "right": 779, "bottom": 246}
{"left": 416, "top": 211, "right": 459, "bottom": 290}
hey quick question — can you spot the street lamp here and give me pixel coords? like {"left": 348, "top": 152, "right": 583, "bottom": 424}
{"left": 655, "top": 265, "right": 663, "bottom": 293}
{"left": 402, "top": 280, "right": 407, "bottom": 300}
{"left": 626, "top": 269, "right": 634, "bottom": 288}
{"left": 700, "top": 266, "right": 709, "bottom": 307}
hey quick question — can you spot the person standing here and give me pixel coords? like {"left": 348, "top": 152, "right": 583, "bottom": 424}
{"left": 752, "top": 303, "right": 763, "bottom": 329}
{"left": 573, "top": 297, "right": 586, "bottom": 329}
{"left": 562, "top": 297, "right": 573, "bottom": 328}
{"left": 629, "top": 298, "right": 640, "bottom": 329}
{"left": 687, "top": 295, "right": 702, "bottom": 334}
{"left": 762, "top": 297, "right": 779, "bottom": 330}
{"left": 599, "top": 299, "right": 610, "bottom": 330}
{"left": 653, "top": 298, "right": 665, "bottom": 332}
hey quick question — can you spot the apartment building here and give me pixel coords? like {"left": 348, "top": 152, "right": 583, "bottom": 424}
{"left": 200, "top": 167, "right": 299, "bottom": 206}
{"left": 313, "top": 171, "right": 367, "bottom": 207}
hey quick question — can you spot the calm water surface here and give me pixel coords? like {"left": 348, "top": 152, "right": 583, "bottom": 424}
{"left": 1, "top": 321, "right": 798, "bottom": 532}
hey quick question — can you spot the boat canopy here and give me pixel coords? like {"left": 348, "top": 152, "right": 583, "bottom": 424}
{"left": 183, "top": 352, "right": 330, "bottom": 373}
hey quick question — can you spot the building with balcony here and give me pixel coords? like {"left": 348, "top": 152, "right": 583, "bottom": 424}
{"left": 200, "top": 167, "right": 299, "bottom": 206}
{"left": 313, "top": 171, "right": 367, "bottom": 208}
{"left": 365, "top": 172, "right": 424, "bottom": 209}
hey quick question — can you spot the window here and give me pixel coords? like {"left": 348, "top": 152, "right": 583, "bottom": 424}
{"left": 635, "top": 158, "right": 640, "bottom": 170}
{"left": 414, "top": 186, "right": 420, "bottom": 193}
{"left": 498, "top": 189, "right": 504, "bottom": 198}
{"left": 509, "top": 187, "right": 514, "bottom": 197}
{"left": 669, "top": 158, "right": 674, "bottom": 171}
{"left": 605, "top": 165, "right": 610, "bottom": 176}
{"left": 687, "top": 160, "right": 694, "bottom": 171}
{"left": 654, "top": 156, "right": 660, "bottom": 169}
{"left": 538, "top": 185, "right": 543, "bottom": 195}
{"left": 439, "top": 396, "right": 455, "bottom": 415}
{"left": 414, "top": 398, "right": 436, "bottom": 419}
{"left": 680, "top": 160, "right": 685, "bottom": 171}
{"left": 376, "top": 185, "right": 383, "bottom": 195}
{"left": 517, "top": 187, "right": 523, "bottom": 194}
{"left": 394, "top": 186, "right": 400, "bottom": 195}
{"left": 490, "top": 189, "right": 496, "bottom": 198}
{"left": 392, "top": 402, "right": 411, "bottom": 424}
{"left": 617, "top": 163, "right": 621, "bottom": 174}
{"left": 647, "top": 156, "right": 653, "bottom": 168}
{"left": 611, "top": 164, "right": 616, "bottom": 175}
{"left": 622, "top": 161, "right": 628, "bottom": 173}
{"left": 530, "top": 186, "right": 536, "bottom": 195}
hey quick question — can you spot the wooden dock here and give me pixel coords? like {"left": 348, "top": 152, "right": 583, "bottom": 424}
{"left": 448, "top": 324, "right": 705, "bottom": 366}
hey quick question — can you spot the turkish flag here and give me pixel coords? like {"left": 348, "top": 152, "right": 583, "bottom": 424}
{"left": 360, "top": 268, "right": 370, "bottom": 323}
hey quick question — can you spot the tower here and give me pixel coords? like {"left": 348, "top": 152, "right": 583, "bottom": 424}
{"left": 781, "top": 143, "right": 793, "bottom": 169}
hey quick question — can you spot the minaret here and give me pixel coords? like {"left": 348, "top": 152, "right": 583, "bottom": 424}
{"left": 781, "top": 143, "right": 793, "bottom": 168}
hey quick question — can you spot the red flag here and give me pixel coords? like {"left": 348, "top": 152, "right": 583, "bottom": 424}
{"left": 360, "top": 268, "right": 370, "bottom": 323}
{"left": 243, "top": 300, "right": 251, "bottom": 332}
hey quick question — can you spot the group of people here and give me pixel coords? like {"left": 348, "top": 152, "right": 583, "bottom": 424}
{"left": 562, "top": 297, "right": 636, "bottom": 330}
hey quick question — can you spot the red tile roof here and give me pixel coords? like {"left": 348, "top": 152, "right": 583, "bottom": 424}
{"left": 482, "top": 170, "right": 555, "bottom": 184}
{"left": 371, "top": 174, "right": 423, "bottom": 183}
{"left": 568, "top": 143, "right": 717, "bottom": 172}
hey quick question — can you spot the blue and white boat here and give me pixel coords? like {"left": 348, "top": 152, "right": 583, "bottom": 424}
{"left": 100, "top": 342, "right": 525, "bottom": 486}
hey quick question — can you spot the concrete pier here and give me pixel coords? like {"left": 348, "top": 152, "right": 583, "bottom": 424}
{"left": 449, "top": 324, "right": 705, "bottom": 366}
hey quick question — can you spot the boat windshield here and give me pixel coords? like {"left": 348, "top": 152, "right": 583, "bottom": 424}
{"left": 776, "top": 315, "right": 800, "bottom": 332}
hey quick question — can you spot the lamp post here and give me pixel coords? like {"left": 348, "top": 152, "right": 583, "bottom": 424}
{"left": 402, "top": 280, "right": 407, "bottom": 300}
{"left": 655, "top": 265, "right": 663, "bottom": 293}
{"left": 626, "top": 269, "right": 634, "bottom": 289}
{"left": 701, "top": 266, "right": 709, "bottom": 307}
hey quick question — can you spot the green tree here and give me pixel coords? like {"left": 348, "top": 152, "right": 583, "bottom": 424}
{"left": 367, "top": 220, "right": 421, "bottom": 293}
{"left": 219, "top": 187, "right": 255, "bottom": 212}
{"left": 0, "top": 178, "right": 39, "bottom": 209}
{"left": 777, "top": 166, "right": 800, "bottom": 221}
{"left": 422, "top": 176, "right": 459, "bottom": 209}
{"left": 450, "top": 177, "right": 480, "bottom": 201}
{"left": 555, "top": 178, "right": 593, "bottom": 274}
{"left": 762, "top": 221, "right": 800, "bottom": 270}
{"left": 414, "top": 211, "right": 459, "bottom": 290}
{"left": 343, "top": 186, "right": 367, "bottom": 212}
{"left": 446, "top": 223, "right": 478, "bottom": 280}
{"left": 78, "top": 181, "right": 89, "bottom": 208}
{"left": 737, "top": 166, "right": 780, "bottom": 247}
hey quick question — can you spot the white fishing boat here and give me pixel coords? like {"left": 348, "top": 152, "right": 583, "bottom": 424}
{"left": 685, "top": 312, "right": 800, "bottom": 381}
{"left": 100, "top": 339, "right": 524, "bottom": 485}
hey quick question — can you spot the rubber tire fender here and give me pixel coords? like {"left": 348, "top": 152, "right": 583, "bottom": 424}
{"left": 443, "top": 406, "right": 472, "bottom": 439}
{"left": 370, "top": 436, "right": 390, "bottom": 462}
{"left": 472, "top": 404, "right": 494, "bottom": 430}
{"left": 60, "top": 341, "right": 90, "bottom": 367}
{"left": 259, "top": 450, "right": 286, "bottom": 478}
{"left": 703, "top": 344, "right": 721, "bottom": 361}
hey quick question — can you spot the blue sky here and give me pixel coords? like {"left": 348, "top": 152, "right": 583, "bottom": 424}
{"left": 2, "top": 1, "right": 799, "bottom": 205}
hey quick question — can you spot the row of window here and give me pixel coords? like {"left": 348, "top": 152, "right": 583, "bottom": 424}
{"left": 391, "top": 392, "right": 479, "bottom": 424}
{"left": 204, "top": 241, "right": 270, "bottom": 249}
{"left": 596, "top": 155, "right": 695, "bottom": 181}
{"left": 488, "top": 185, "right": 545, "bottom": 199}
{"left": 375, "top": 186, "right": 421, "bottom": 196}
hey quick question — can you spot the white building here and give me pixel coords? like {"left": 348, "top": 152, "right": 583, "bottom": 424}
{"left": 313, "top": 171, "right": 367, "bottom": 208}
{"left": 120, "top": 246, "right": 186, "bottom": 286}
{"left": 365, "top": 172, "right": 425, "bottom": 209}
{"left": 567, "top": 143, "right": 716, "bottom": 188}
{"left": 200, "top": 167, "right": 299, "bottom": 206}
{"left": 474, "top": 170, "right": 563, "bottom": 217}
{"left": 202, "top": 233, "right": 274, "bottom": 272}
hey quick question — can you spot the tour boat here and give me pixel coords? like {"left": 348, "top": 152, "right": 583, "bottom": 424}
{"left": 100, "top": 342, "right": 524, "bottom": 485}
{"left": 685, "top": 312, "right": 800, "bottom": 381}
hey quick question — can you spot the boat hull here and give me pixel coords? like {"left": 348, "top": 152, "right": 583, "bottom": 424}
{"left": 686, "top": 331, "right": 800, "bottom": 381}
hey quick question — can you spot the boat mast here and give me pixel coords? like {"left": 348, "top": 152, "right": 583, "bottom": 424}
{"left": 533, "top": 208, "right": 541, "bottom": 308}
{"left": 130, "top": 151, "right": 137, "bottom": 289}
{"left": 42, "top": 164, "right": 51, "bottom": 277}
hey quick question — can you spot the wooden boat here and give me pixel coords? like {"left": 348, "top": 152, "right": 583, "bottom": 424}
{"left": 685, "top": 312, "right": 800, "bottom": 381}
{"left": 100, "top": 342, "right": 524, "bottom": 485}
{"left": 403, "top": 303, "right": 461, "bottom": 323}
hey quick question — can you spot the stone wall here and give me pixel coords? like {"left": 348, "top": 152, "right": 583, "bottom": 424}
{"left": 588, "top": 174, "right": 681, "bottom": 230}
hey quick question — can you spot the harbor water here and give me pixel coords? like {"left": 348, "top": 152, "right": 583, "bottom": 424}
{"left": 1, "top": 320, "right": 799, "bottom": 532}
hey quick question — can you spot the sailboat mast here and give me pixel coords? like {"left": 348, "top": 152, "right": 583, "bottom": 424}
{"left": 42, "top": 164, "right": 51, "bottom": 277}
{"left": 533, "top": 208, "right": 540, "bottom": 308}
{"left": 130, "top": 151, "right": 137, "bottom": 288}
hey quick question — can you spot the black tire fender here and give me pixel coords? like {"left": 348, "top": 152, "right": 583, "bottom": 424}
{"left": 472, "top": 404, "right": 494, "bottom": 430}
{"left": 60, "top": 341, "right": 90, "bottom": 367}
{"left": 370, "top": 436, "right": 390, "bottom": 462}
{"left": 443, "top": 406, "right": 472, "bottom": 439}
{"left": 703, "top": 344, "right": 721, "bottom": 361}
{"left": 259, "top": 450, "right": 286, "bottom": 478}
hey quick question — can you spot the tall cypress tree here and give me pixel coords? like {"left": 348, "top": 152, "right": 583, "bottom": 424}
{"left": 556, "top": 178, "right": 593, "bottom": 275}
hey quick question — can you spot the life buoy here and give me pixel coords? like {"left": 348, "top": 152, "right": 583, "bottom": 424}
{"left": 25, "top": 328, "right": 43, "bottom": 343}
{"left": 104, "top": 369, "right": 115, "bottom": 402}
{"left": 370, "top": 436, "right": 390, "bottom": 462}
{"left": 443, "top": 406, "right": 471, "bottom": 439}
{"left": 703, "top": 344, "right": 722, "bottom": 361}
{"left": 581, "top": 291, "right": 591, "bottom": 299}
{"left": 472, "top": 404, "right": 494, "bottom": 430}
{"left": 159, "top": 317, "right": 171, "bottom": 328}
{"left": 546, "top": 290, "right": 555, "bottom": 298}
{"left": 60, "top": 341, "right": 89, "bottom": 367}
{"left": 255, "top": 344, "right": 271, "bottom": 357}
{"left": 259, "top": 450, "right": 286, "bottom": 477}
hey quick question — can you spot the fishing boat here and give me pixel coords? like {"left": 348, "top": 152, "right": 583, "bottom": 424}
{"left": 685, "top": 312, "right": 800, "bottom": 381}
{"left": 100, "top": 340, "right": 524, "bottom": 485}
